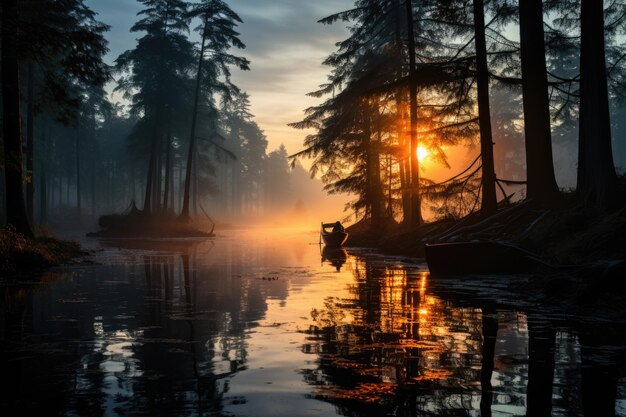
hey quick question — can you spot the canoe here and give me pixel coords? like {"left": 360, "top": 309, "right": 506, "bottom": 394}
{"left": 321, "top": 222, "right": 348, "bottom": 247}
{"left": 425, "top": 241, "right": 552, "bottom": 276}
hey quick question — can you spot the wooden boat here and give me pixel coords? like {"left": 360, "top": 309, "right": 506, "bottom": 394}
{"left": 320, "top": 222, "right": 348, "bottom": 247}
{"left": 425, "top": 241, "right": 553, "bottom": 276}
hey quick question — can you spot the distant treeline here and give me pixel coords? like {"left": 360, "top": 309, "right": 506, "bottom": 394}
{"left": 0, "top": 0, "right": 333, "bottom": 235}
{"left": 291, "top": 0, "right": 626, "bottom": 228}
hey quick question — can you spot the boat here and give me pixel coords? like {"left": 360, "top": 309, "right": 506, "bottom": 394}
{"left": 320, "top": 222, "right": 349, "bottom": 247}
{"left": 424, "top": 241, "right": 554, "bottom": 276}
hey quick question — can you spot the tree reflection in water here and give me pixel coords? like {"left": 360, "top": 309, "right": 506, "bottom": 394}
{"left": 301, "top": 255, "right": 626, "bottom": 417}
{"left": 0, "top": 239, "right": 255, "bottom": 416}
{"left": 2, "top": 236, "right": 626, "bottom": 417}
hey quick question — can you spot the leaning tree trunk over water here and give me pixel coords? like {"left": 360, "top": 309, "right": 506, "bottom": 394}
{"left": 577, "top": 0, "right": 619, "bottom": 210}
{"left": 519, "top": 0, "right": 560, "bottom": 205}
{"left": 473, "top": 0, "right": 497, "bottom": 216}
{"left": 181, "top": 21, "right": 208, "bottom": 220}
{"left": 2, "top": 0, "right": 34, "bottom": 237}
{"left": 405, "top": 0, "right": 422, "bottom": 227}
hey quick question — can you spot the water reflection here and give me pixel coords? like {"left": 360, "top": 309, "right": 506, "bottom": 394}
{"left": 0, "top": 236, "right": 266, "bottom": 416}
{"left": 1, "top": 231, "right": 626, "bottom": 416}
{"left": 321, "top": 247, "right": 348, "bottom": 272}
{"left": 302, "top": 255, "right": 626, "bottom": 417}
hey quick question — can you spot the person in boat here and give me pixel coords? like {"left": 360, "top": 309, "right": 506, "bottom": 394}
{"left": 332, "top": 221, "right": 344, "bottom": 233}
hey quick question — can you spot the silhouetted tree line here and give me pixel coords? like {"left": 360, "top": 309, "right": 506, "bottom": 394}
{"left": 292, "top": 0, "right": 626, "bottom": 229}
{"left": 1, "top": 0, "right": 329, "bottom": 235}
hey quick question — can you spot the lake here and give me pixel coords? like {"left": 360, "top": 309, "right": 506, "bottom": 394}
{"left": 1, "top": 228, "right": 625, "bottom": 416}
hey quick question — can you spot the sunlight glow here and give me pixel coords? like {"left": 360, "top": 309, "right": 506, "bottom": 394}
{"left": 417, "top": 146, "right": 429, "bottom": 162}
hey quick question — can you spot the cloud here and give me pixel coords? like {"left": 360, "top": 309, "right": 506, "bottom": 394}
{"left": 228, "top": 0, "right": 352, "bottom": 154}
{"left": 88, "top": 0, "right": 353, "bottom": 157}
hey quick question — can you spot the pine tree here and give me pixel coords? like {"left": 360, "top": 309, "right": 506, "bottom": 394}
{"left": 519, "top": 0, "right": 560, "bottom": 205}
{"left": 116, "top": 0, "right": 195, "bottom": 215}
{"left": 2, "top": 0, "right": 33, "bottom": 236}
{"left": 223, "top": 93, "right": 267, "bottom": 216}
{"left": 2, "top": 0, "right": 109, "bottom": 235}
{"left": 576, "top": 0, "right": 620, "bottom": 209}
{"left": 180, "top": 0, "right": 249, "bottom": 220}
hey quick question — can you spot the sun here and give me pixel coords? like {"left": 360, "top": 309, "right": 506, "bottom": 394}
{"left": 417, "top": 146, "right": 429, "bottom": 162}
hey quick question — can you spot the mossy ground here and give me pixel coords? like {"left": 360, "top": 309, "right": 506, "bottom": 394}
{"left": 0, "top": 227, "right": 85, "bottom": 275}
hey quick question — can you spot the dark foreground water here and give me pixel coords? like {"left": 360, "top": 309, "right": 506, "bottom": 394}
{"left": 1, "top": 229, "right": 625, "bottom": 417}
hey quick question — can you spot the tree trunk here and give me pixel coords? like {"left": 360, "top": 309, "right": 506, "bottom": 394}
{"left": 143, "top": 105, "right": 161, "bottom": 214}
{"left": 369, "top": 107, "right": 386, "bottom": 226}
{"left": 40, "top": 168, "right": 47, "bottom": 224}
{"left": 405, "top": 0, "right": 423, "bottom": 227}
{"left": 65, "top": 171, "right": 70, "bottom": 206}
{"left": 2, "top": 0, "right": 33, "bottom": 237}
{"left": 153, "top": 129, "right": 163, "bottom": 213}
{"left": 181, "top": 19, "right": 208, "bottom": 220}
{"left": 519, "top": 0, "right": 560, "bottom": 205}
{"left": 26, "top": 63, "right": 35, "bottom": 223}
{"left": 387, "top": 154, "right": 393, "bottom": 218}
{"left": 577, "top": 0, "right": 619, "bottom": 209}
{"left": 232, "top": 136, "right": 242, "bottom": 217}
{"left": 473, "top": 0, "right": 497, "bottom": 216}
{"left": 75, "top": 131, "right": 81, "bottom": 216}
{"left": 193, "top": 149, "right": 198, "bottom": 217}
{"left": 162, "top": 116, "right": 173, "bottom": 212}
{"left": 91, "top": 119, "right": 97, "bottom": 217}
{"left": 394, "top": 0, "right": 410, "bottom": 223}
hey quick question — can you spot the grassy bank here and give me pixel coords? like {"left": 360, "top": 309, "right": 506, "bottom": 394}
{"left": 0, "top": 227, "right": 85, "bottom": 275}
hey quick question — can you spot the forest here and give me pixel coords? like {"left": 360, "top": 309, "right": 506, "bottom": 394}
{"left": 3, "top": 1, "right": 626, "bottom": 416}
{"left": 0, "top": 0, "right": 341, "bottom": 247}
{"left": 1, "top": 0, "right": 626, "bottom": 264}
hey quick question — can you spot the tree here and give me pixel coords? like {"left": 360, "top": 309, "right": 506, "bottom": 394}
{"left": 265, "top": 145, "right": 293, "bottom": 211}
{"left": 576, "top": 0, "right": 620, "bottom": 209}
{"left": 405, "top": 0, "right": 424, "bottom": 227}
{"left": 116, "top": 0, "right": 195, "bottom": 215}
{"left": 2, "top": 0, "right": 109, "bottom": 233}
{"left": 20, "top": 0, "right": 110, "bottom": 221}
{"left": 75, "top": 85, "right": 114, "bottom": 217}
{"left": 223, "top": 93, "right": 268, "bottom": 216}
{"left": 180, "top": 0, "right": 249, "bottom": 220}
{"left": 291, "top": 1, "right": 411, "bottom": 226}
{"left": 2, "top": 0, "right": 33, "bottom": 236}
{"left": 519, "top": 0, "right": 560, "bottom": 204}
{"left": 472, "top": 0, "right": 497, "bottom": 216}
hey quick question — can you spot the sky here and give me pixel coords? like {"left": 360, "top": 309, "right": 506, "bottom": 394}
{"left": 86, "top": 0, "right": 353, "bottom": 156}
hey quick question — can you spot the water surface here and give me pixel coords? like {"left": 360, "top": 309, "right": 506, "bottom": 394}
{"left": 1, "top": 229, "right": 625, "bottom": 416}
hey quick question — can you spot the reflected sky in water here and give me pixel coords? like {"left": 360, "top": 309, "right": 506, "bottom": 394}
{"left": 1, "top": 229, "right": 625, "bottom": 416}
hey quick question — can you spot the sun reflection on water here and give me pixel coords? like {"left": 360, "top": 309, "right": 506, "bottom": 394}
{"left": 1, "top": 229, "right": 625, "bottom": 417}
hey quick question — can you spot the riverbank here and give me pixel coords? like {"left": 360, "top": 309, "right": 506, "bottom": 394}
{"left": 346, "top": 196, "right": 626, "bottom": 268}
{"left": 0, "top": 227, "right": 85, "bottom": 276}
